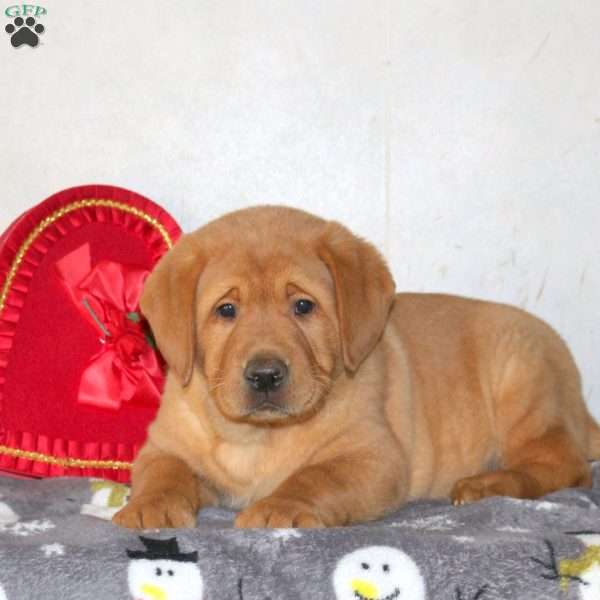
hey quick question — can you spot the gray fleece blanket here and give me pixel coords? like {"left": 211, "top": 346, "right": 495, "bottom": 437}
{"left": 1, "top": 465, "right": 600, "bottom": 600}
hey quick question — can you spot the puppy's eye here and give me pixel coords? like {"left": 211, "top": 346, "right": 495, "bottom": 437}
{"left": 294, "top": 299, "right": 314, "bottom": 315}
{"left": 216, "top": 303, "right": 236, "bottom": 319}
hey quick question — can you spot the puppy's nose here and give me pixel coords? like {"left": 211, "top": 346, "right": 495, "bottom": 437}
{"left": 244, "top": 358, "right": 288, "bottom": 392}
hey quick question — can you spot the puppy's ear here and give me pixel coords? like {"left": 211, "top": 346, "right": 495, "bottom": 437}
{"left": 140, "top": 235, "right": 206, "bottom": 386}
{"left": 318, "top": 222, "right": 395, "bottom": 372}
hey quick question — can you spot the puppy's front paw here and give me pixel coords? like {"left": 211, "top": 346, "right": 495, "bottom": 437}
{"left": 112, "top": 493, "right": 197, "bottom": 529}
{"left": 235, "top": 496, "right": 325, "bottom": 528}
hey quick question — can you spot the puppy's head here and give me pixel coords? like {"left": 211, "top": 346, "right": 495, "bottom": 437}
{"left": 141, "top": 207, "right": 395, "bottom": 426}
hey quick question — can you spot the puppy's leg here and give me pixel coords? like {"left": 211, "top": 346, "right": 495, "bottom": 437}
{"left": 451, "top": 426, "right": 591, "bottom": 505}
{"left": 452, "top": 330, "right": 593, "bottom": 505}
{"left": 235, "top": 451, "right": 408, "bottom": 528}
{"left": 112, "top": 445, "right": 214, "bottom": 528}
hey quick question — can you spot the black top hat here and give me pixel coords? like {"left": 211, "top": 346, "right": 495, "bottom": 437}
{"left": 126, "top": 536, "right": 198, "bottom": 563}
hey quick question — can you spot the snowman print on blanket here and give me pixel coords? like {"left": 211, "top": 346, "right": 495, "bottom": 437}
{"left": 531, "top": 536, "right": 600, "bottom": 600}
{"left": 563, "top": 532, "right": 600, "bottom": 599}
{"left": 333, "top": 546, "right": 426, "bottom": 600}
{"left": 127, "top": 537, "right": 203, "bottom": 600}
{"left": 0, "top": 582, "right": 7, "bottom": 600}
{"left": 559, "top": 532, "right": 600, "bottom": 600}
{"left": 0, "top": 500, "right": 19, "bottom": 525}
{"left": 81, "top": 480, "right": 130, "bottom": 520}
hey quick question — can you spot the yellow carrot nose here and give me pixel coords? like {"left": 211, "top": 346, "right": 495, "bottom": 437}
{"left": 141, "top": 582, "right": 167, "bottom": 600}
{"left": 351, "top": 579, "right": 379, "bottom": 599}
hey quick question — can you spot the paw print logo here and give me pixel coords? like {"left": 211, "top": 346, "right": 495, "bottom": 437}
{"left": 5, "top": 16, "right": 44, "bottom": 48}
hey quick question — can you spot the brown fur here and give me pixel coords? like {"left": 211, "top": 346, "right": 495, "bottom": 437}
{"left": 113, "top": 206, "right": 600, "bottom": 529}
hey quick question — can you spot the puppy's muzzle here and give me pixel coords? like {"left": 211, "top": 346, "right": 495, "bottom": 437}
{"left": 244, "top": 357, "right": 289, "bottom": 412}
{"left": 244, "top": 357, "right": 288, "bottom": 392}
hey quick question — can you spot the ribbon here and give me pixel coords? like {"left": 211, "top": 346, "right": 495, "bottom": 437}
{"left": 55, "top": 243, "right": 163, "bottom": 410}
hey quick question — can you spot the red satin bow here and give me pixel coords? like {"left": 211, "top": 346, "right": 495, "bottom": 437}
{"left": 55, "top": 243, "right": 163, "bottom": 410}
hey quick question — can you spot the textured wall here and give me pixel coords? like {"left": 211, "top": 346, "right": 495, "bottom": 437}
{"left": 1, "top": 1, "right": 599, "bottom": 416}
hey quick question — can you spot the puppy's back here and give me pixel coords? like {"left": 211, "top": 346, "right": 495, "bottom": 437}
{"left": 383, "top": 293, "right": 591, "bottom": 497}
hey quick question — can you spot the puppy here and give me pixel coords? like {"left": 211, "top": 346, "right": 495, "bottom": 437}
{"left": 113, "top": 206, "right": 600, "bottom": 529}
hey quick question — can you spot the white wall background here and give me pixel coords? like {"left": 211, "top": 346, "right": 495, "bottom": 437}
{"left": 1, "top": 1, "right": 599, "bottom": 417}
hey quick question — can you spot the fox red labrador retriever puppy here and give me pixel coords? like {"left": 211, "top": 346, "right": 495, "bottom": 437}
{"left": 113, "top": 206, "right": 600, "bottom": 528}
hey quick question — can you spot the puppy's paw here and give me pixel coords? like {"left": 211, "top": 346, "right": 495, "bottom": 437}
{"left": 235, "top": 496, "right": 325, "bottom": 528}
{"left": 450, "top": 477, "right": 489, "bottom": 506}
{"left": 451, "top": 473, "right": 512, "bottom": 506}
{"left": 112, "top": 493, "right": 197, "bottom": 529}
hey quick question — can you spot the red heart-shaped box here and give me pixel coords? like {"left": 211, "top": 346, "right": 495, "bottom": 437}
{"left": 0, "top": 185, "right": 181, "bottom": 482}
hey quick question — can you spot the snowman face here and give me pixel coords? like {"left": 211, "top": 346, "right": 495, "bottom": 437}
{"left": 333, "top": 546, "right": 425, "bottom": 600}
{"left": 579, "top": 565, "right": 600, "bottom": 600}
{"left": 128, "top": 558, "right": 203, "bottom": 600}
